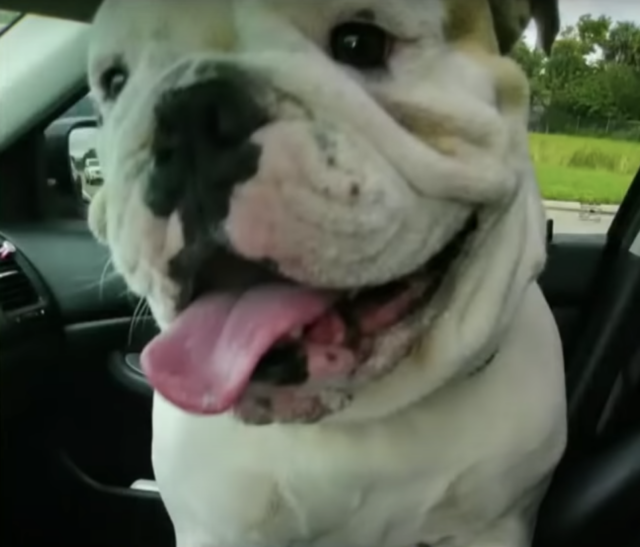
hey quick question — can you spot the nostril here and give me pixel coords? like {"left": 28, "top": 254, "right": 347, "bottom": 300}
{"left": 153, "top": 133, "right": 180, "bottom": 165}
{"left": 195, "top": 79, "right": 267, "bottom": 147}
{"left": 201, "top": 102, "right": 224, "bottom": 144}
{"left": 153, "top": 103, "right": 184, "bottom": 164}
{"left": 153, "top": 77, "right": 267, "bottom": 154}
{"left": 154, "top": 145, "right": 174, "bottom": 165}
{"left": 153, "top": 137, "right": 176, "bottom": 165}
{"left": 147, "top": 74, "right": 267, "bottom": 219}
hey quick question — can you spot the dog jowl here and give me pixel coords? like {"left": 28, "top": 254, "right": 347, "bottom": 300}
{"left": 88, "top": 0, "right": 558, "bottom": 425}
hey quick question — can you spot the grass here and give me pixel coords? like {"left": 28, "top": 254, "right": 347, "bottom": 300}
{"left": 534, "top": 164, "right": 631, "bottom": 204}
{"left": 529, "top": 133, "right": 640, "bottom": 205}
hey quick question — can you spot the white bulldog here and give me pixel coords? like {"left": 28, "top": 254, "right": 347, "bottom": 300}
{"left": 87, "top": 0, "right": 567, "bottom": 545}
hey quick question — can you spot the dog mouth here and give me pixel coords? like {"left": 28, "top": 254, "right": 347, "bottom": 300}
{"left": 141, "top": 214, "right": 478, "bottom": 416}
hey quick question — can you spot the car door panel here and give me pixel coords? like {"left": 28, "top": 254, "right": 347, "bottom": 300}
{"left": 541, "top": 233, "right": 607, "bottom": 355}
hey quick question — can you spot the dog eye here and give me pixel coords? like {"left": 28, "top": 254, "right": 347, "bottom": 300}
{"left": 329, "top": 22, "right": 393, "bottom": 70}
{"left": 100, "top": 64, "right": 129, "bottom": 101}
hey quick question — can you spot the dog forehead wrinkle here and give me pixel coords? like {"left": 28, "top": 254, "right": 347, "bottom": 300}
{"left": 93, "top": 0, "right": 236, "bottom": 65}
{"left": 231, "top": 0, "right": 447, "bottom": 52}
{"left": 353, "top": 9, "right": 377, "bottom": 22}
{"left": 93, "top": 0, "right": 454, "bottom": 68}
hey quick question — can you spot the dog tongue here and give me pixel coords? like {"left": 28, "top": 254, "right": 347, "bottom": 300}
{"left": 141, "top": 286, "right": 332, "bottom": 415}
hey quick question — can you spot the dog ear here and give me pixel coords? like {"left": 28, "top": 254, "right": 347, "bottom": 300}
{"left": 489, "top": 0, "right": 560, "bottom": 55}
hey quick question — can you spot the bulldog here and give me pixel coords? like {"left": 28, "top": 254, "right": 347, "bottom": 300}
{"left": 87, "top": 0, "right": 567, "bottom": 545}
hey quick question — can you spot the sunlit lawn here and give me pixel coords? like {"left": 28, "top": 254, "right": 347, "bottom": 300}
{"left": 530, "top": 133, "right": 639, "bottom": 204}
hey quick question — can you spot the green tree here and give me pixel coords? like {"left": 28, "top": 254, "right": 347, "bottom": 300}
{"left": 511, "top": 13, "right": 640, "bottom": 130}
{"left": 576, "top": 14, "right": 611, "bottom": 54}
{"left": 511, "top": 40, "right": 548, "bottom": 108}
{"left": 603, "top": 21, "right": 640, "bottom": 70}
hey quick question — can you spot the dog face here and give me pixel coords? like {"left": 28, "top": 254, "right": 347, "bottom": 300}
{"left": 88, "top": 0, "right": 558, "bottom": 425}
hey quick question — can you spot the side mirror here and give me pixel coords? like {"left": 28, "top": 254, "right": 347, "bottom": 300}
{"left": 44, "top": 116, "right": 99, "bottom": 211}
{"left": 69, "top": 125, "right": 101, "bottom": 203}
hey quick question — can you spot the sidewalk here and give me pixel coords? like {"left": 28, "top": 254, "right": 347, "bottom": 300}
{"left": 543, "top": 200, "right": 616, "bottom": 235}
{"left": 543, "top": 200, "right": 619, "bottom": 215}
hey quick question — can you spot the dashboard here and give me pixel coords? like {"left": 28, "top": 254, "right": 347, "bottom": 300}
{"left": 0, "top": 237, "right": 51, "bottom": 336}
{"left": 0, "top": 222, "right": 157, "bottom": 418}
{"left": 0, "top": 221, "right": 130, "bottom": 331}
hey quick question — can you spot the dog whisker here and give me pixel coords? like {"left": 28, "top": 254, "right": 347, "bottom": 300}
{"left": 98, "top": 257, "right": 116, "bottom": 300}
{"left": 128, "top": 297, "right": 151, "bottom": 346}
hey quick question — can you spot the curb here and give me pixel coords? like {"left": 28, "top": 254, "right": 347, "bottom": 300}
{"left": 543, "top": 200, "right": 619, "bottom": 215}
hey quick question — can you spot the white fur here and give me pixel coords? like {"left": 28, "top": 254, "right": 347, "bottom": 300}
{"left": 153, "top": 284, "right": 565, "bottom": 547}
{"left": 88, "top": 1, "right": 567, "bottom": 545}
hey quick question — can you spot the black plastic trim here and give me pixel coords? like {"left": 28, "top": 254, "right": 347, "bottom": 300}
{"left": 534, "top": 426, "right": 640, "bottom": 547}
{"left": 0, "top": 232, "right": 57, "bottom": 340}
{"left": 109, "top": 351, "right": 152, "bottom": 397}
{"left": 50, "top": 451, "right": 174, "bottom": 547}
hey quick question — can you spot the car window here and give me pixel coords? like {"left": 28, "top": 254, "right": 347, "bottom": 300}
{"left": 514, "top": 5, "right": 640, "bottom": 235}
{"left": 61, "top": 95, "right": 101, "bottom": 202}
{"left": 0, "top": 10, "right": 20, "bottom": 34}
{"left": 51, "top": 5, "right": 640, "bottom": 235}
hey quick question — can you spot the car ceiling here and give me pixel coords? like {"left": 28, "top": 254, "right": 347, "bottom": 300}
{"left": 0, "top": 0, "right": 99, "bottom": 21}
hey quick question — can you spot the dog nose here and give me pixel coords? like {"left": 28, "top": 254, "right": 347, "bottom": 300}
{"left": 147, "top": 76, "right": 268, "bottom": 218}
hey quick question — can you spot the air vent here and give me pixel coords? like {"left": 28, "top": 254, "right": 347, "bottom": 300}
{"left": 0, "top": 243, "right": 41, "bottom": 314}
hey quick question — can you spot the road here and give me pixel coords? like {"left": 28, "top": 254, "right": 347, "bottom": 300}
{"left": 545, "top": 207, "right": 613, "bottom": 235}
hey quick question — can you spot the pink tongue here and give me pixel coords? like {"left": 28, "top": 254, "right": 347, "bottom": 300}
{"left": 140, "top": 285, "right": 333, "bottom": 415}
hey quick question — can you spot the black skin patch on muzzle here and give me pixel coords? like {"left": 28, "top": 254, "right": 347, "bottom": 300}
{"left": 146, "top": 73, "right": 268, "bottom": 240}
{"left": 177, "top": 142, "right": 262, "bottom": 247}
{"left": 168, "top": 238, "right": 291, "bottom": 311}
{"left": 250, "top": 344, "right": 310, "bottom": 386}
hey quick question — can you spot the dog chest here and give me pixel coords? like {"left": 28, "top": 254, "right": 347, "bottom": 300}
{"left": 151, "top": 375, "right": 558, "bottom": 547}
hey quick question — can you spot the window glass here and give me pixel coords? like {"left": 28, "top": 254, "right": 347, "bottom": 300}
{"left": 514, "top": 3, "right": 640, "bottom": 234}
{"left": 52, "top": 4, "right": 640, "bottom": 225}
{"left": 55, "top": 96, "right": 101, "bottom": 202}
{"left": 0, "top": 10, "right": 20, "bottom": 34}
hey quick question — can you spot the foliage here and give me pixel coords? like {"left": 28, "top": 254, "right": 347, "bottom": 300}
{"left": 529, "top": 133, "right": 640, "bottom": 176}
{"left": 511, "top": 15, "right": 640, "bottom": 139}
{"left": 530, "top": 133, "right": 638, "bottom": 204}
{"left": 535, "top": 163, "right": 631, "bottom": 204}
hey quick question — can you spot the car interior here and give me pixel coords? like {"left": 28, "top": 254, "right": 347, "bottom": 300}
{"left": 0, "top": 2, "right": 639, "bottom": 546}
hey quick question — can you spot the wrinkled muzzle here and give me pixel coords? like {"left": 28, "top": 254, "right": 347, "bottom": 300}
{"left": 92, "top": 22, "right": 523, "bottom": 422}
{"left": 116, "top": 50, "right": 502, "bottom": 295}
